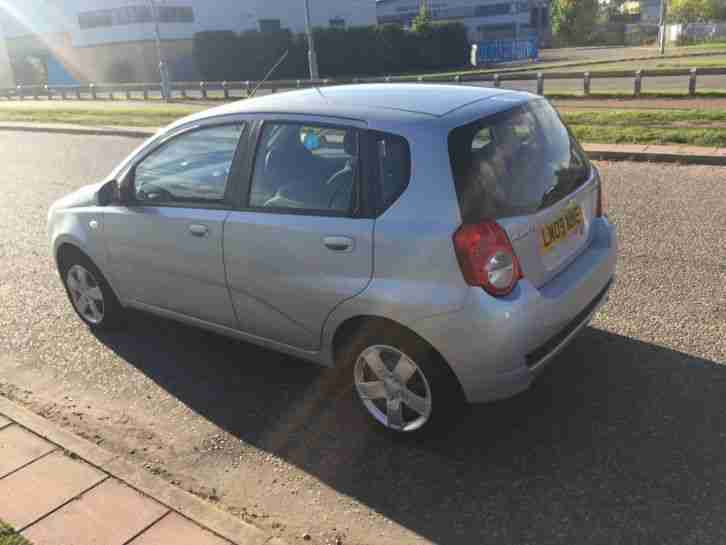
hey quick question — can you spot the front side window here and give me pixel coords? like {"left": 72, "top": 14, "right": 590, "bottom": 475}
{"left": 248, "top": 123, "right": 359, "bottom": 214}
{"left": 448, "top": 100, "right": 590, "bottom": 221}
{"left": 133, "top": 124, "right": 245, "bottom": 206}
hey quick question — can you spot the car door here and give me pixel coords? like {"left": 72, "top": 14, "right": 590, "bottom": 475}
{"left": 223, "top": 118, "right": 374, "bottom": 350}
{"left": 103, "top": 122, "right": 247, "bottom": 328}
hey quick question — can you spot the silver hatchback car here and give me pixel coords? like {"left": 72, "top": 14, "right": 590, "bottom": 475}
{"left": 48, "top": 84, "right": 617, "bottom": 434}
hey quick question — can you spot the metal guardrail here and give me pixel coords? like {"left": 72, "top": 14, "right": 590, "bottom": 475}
{"left": 0, "top": 67, "right": 723, "bottom": 101}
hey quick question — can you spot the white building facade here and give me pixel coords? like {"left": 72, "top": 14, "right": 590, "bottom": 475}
{"left": 376, "top": 0, "right": 550, "bottom": 44}
{"left": 0, "top": 0, "right": 377, "bottom": 84}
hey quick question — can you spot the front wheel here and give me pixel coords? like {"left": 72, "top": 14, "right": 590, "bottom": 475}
{"left": 341, "top": 323, "right": 465, "bottom": 435}
{"left": 59, "top": 249, "right": 123, "bottom": 331}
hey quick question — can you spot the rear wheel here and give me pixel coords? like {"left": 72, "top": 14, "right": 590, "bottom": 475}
{"left": 59, "top": 248, "right": 123, "bottom": 331}
{"left": 339, "top": 322, "right": 464, "bottom": 435}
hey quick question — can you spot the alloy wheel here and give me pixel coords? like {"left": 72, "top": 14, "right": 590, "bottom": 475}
{"left": 66, "top": 264, "right": 105, "bottom": 324}
{"left": 354, "top": 345, "right": 432, "bottom": 432}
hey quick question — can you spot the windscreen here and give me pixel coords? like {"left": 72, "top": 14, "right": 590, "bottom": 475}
{"left": 448, "top": 99, "right": 591, "bottom": 222}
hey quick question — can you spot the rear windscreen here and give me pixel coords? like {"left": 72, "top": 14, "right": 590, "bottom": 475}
{"left": 448, "top": 99, "right": 591, "bottom": 222}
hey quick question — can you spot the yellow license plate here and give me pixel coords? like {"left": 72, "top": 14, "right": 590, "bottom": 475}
{"left": 540, "top": 205, "right": 584, "bottom": 254}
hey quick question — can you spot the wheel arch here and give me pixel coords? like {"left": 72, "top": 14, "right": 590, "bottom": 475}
{"left": 55, "top": 241, "right": 123, "bottom": 306}
{"left": 329, "top": 314, "right": 465, "bottom": 397}
{"left": 56, "top": 241, "right": 85, "bottom": 269}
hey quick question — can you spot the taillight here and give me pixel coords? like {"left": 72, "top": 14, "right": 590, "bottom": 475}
{"left": 453, "top": 221, "right": 522, "bottom": 296}
{"left": 595, "top": 169, "right": 606, "bottom": 217}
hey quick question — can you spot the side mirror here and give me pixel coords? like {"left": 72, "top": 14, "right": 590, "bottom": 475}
{"left": 96, "top": 179, "right": 120, "bottom": 206}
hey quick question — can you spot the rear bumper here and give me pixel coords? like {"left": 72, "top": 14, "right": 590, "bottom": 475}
{"left": 412, "top": 217, "right": 617, "bottom": 403}
{"left": 525, "top": 278, "right": 612, "bottom": 374}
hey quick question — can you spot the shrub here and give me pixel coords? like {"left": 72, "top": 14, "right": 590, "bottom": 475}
{"left": 431, "top": 22, "right": 470, "bottom": 69}
{"left": 105, "top": 60, "right": 135, "bottom": 83}
{"left": 588, "top": 23, "right": 626, "bottom": 46}
{"left": 193, "top": 31, "right": 240, "bottom": 81}
{"left": 314, "top": 26, "right": 383, "bottom": 76}
{"left": 237, "top": 29, "right": 295, "bottom": 80}
{"left": 193, "top": 22, "right": 470, "bottom": 81}
{"left": 376, "top": 24, "right": 408, "bottom": 74}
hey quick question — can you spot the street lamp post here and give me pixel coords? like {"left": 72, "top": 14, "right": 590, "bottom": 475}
{"left": 659, "top": 0, "right": 667, "bottom": 55}
{"left": 148, "top": 0, "right": 170, "bottom": 100}
{"left": 537, "top": 0, "right": 545, "bottom": 47}
{"left": 304, "top": 0, "right": 319, "bottom": 80}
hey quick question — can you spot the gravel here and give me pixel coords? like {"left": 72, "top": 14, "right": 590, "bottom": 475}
{"left": 0, "top": 130, "right": 725, "bottom": 545}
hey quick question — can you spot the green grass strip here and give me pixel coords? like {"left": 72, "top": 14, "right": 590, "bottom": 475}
{"left": 2, "top": 103, "right": 726, "bottom": 147}
{"left": 0, "top": 105, "right": 201, "bottom": 128}
{"left": 547, "top": 91, "right": 726, "bottom": 99}
{"left": 561, "top": 109, "right": 726, "bottom": 126}
{"left": 0, "top": 521, "right": 33, "bottom": 545}
{"left": 571, "top": 125, "right": 726, "bottom": 147}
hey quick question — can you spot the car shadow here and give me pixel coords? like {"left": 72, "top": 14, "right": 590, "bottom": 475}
{"left": 96, "top": 311, "right": 726, "bottom": 544}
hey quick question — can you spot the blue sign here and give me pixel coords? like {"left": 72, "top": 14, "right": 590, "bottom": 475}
{"left": 47, "top": 54, "right": 78, "bottom": 85}
{"left": 471, "top": 39, "right": 539, "bottom": 66}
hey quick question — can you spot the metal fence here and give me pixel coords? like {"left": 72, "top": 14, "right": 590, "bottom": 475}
{"left": 1, "top": 67, "right": 724, "bottom": 101}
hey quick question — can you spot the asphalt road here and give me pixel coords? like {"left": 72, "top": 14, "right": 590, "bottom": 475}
{"left": 1, "top": 130, "right": 725, "bottom": 545}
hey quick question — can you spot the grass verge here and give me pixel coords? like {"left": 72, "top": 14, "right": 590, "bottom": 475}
{"left": 561, "top": 109, "right": 726, "bottom": 126}
{"left": 571, "top": 125, "right": 726, "bottom": 147}
{"left": 1, "top": 102, "right": 725, "bottom": 147}
{"left": 534, "top": 55, "right": 726, "bottom": 74}
{"left": 546, "top": 91, "right": 726, "bottom": 100}
{"left": 0, "top": 104, "right": 204, "bottom": 128}
{"left": 0, "top": 521, "right": 32, "bottom": 545}
{"left": 562, "top": 108, "right": 726, "bottom": 146}
{"left": 406, "top": 45, "right": 726, "bottom": 79}
{"left": 676, "top": 41, "right": 726, "bottom": 52}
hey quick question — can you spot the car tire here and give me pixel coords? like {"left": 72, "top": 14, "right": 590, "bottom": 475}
{"left": 339, "top": 321, "right": 465, "bottom": 436}
{"left": 58, "top": 248, "right": 124, "bottom": 331}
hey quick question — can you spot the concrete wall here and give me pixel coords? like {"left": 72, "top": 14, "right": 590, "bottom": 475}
{"left": 0, "top": 32, "right": 13, "bottom": 86}
{"left": 3, "top": 31, "right": 195, "bottom": 82}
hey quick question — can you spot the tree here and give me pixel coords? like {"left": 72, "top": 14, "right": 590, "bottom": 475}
{"left": 411, "top": 3, "right": 434, "bottom": 35}
{"left": 668, "top": 0, "right": 719, "bottom": 22}
{"left": 551, "top": 0, "right": 600, "bottom": 45}
{"left": 602, "top": 0, "right": 625, "bottom": 21}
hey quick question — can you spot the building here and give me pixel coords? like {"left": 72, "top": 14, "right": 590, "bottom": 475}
{"left": 638, "top": 0, "right": 662, "bottom": 22}
{"left": 0, "top": 32, "right": 12, "bottom": 87}
{"left": 618, "top": 0, "right": 661, "bottom": 23}
{"left": 376, "top": 0, "right": 551, "bottom": 45}
{"left": 0, "top": 0, "right": 377, "bottom": 85}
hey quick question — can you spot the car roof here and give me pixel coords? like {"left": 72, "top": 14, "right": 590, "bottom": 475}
{"left": 175, "top": 83, "right": 531, "bottom": 128}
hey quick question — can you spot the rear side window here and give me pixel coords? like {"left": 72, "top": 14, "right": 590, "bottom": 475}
{"left": 248, "top": 122, "right": 359, "bottom": 214}
{"left": 372, "top": 131, "right": 410, "bottom": 214}
{"left": 448, "top": 100, "right": 590, "bottom": 222}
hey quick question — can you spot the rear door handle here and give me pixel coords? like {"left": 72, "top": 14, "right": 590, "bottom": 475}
{"left": 323, "top": 236, "right": 354, "bottom": 252}
{"left": 189, "top": 224, "right": 209, "bottom": 237}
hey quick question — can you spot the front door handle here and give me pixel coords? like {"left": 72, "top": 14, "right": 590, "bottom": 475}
{"left": 323, "top": 236, "right": 354, "bottom": 252}
{"left": 189, "top": 224, "right": 209, "bottom": 237}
